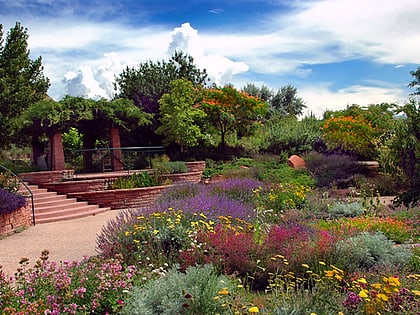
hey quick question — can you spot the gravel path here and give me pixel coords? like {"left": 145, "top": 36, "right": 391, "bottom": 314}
{"left": 0, "top": 210, "right": 122, "bottom": 279}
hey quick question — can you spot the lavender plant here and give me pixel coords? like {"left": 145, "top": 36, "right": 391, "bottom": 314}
{"left": 0, "top": 188, "right": 26, "bottom": 215}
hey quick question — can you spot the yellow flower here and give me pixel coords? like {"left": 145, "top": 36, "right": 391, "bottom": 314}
{"left": 153, "top": 229, "right": 159, "bottom": 235}
{"left": 359, "top": 289, "right": 369, "bottom": 299}
{"left": 411, "top": 290, "right": 420, "bottom": 296}
{"left": 377, "top": 293, "right": 389, "bottom": 302}
{"left": 217, "top": 288, "right": 230, "bottom": 295}
{"left": 301, "top": 264, "right": 310, "bottom": 269}
{"left": 371, "top": 283, "right": 382, "bottom": 290}
{"left": 248, "top": 306, "right": 259, "bottom": 313}
{"left": 357, "top": 278, "right": 367, "bottom": 284}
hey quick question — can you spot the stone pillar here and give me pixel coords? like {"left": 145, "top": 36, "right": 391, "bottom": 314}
{"left": 49, "top": 133, "right": 66, "bottom": 171}
{"left": 109, "top": 127, "right": 123, "bottom": 171}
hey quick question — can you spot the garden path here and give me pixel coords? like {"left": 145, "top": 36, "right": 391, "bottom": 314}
{"left": 0, "top": 209, "right": 122, "bottom": 279}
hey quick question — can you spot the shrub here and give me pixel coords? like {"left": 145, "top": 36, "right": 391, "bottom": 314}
{"left": 317, "top": 216, "right": 414, "bottom": 244}
{"left": 153, "top": 161, "right": 188, "bottom": 174}
{"left": 0, "top": 171, "right": 19, "bottom": 192}
{"left": 181, "top": 223, "right": 335, "bottom": 291}
{"left": 154, "top": 179, "right": 261, "bottom": 221}
{"left": 121, "top": 264, "right": 237, "bottom": 315}
{"left": 333, "top": 232, "right": 412, "bottom": 273}
{"left": 0, "top": 188, "right": 26, "bottom": 215}
{"left": 327, "top": 201, "right": 365, "bottom": 218}
{"left": 265, "top": 115, "right": 322, "bottom": 156}
{"left": 0, "top": 250, "right": 138, "bottom": 315}
{"left": 258, "top": 163, "right": 315, "bottom": 187}
{"left": 304, "top": 151, "right": 361, "bottom": 188}
{"left": 207, "top": 177, "right": 263, "bottom": 205}
{"left": 96, "top": 209, "right": 140, "bottom": 261}
{"left": 111, "top": 171, "right": 156, "bottom": 189}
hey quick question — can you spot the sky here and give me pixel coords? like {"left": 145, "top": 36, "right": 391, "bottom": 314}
{"left": 1, "top": 0, "right": 419, "bottom": 117}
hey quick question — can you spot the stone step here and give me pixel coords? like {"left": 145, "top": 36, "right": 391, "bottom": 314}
{"left": 35, "top": 206, "right": 109, "bottom": 224}
{"left": 20, "top": 183, "right": 110, "bottom": 224}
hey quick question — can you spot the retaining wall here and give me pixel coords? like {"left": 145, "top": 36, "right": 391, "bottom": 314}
{"left": 0, "top": 205, "right": 32, "bottom": 237}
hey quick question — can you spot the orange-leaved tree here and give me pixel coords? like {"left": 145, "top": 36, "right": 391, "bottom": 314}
{"left": 200, "top": 85, "right": 268, "bottom": 148}
{"left": 321, "top": 103, "right": 395, "bottom": 159}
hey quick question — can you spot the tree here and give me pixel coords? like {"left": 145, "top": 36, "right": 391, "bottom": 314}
{"left": 201, "top": 86, "right": 268, "bottom": 148}
{"left": 115, "top": 51, "right": 208, "bottom": 115}
{"left": 408, "top": 66, "right": 420, "bottom": 95}
{"left": 0, "top": 22, "right": 50, "bottom": 148}
{"left": 388, "top": 98, "right": 420, "bottom": 206}
{"left": 321, "top": 103, "right": 396, "bottom": 159}
{"left": 270, "top": 84, "right": 306, "bottom": 117}
{"left": 156, "top": 79, "right": 206, "bottom": 152}
{"left": 242, "top": 83, "right": 273, "bottom": 102}
{"left": 19, "top": 95, "right": 152, "bottom": 170}
{"left": 114, "top": 51, "right": 208, "bottom": 146}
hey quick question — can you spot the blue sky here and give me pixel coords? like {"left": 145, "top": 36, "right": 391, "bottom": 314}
{"left": 1, "top": 0, "right": 419, "bottom": 116}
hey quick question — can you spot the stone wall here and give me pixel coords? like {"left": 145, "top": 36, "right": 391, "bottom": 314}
{"left": 44, "top": 171, "right": 203, "bottom": 195}
{"left": 68, "top": 185, "right": 170, "bottom": 210}
{"left": 20, "top": 170, "right": 65, "bottom": 188}
{"left": 0, "top": 205, "right": 32, "bottom": 237}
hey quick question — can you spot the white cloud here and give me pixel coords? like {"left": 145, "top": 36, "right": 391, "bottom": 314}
{"left": 167, "top": 23, "right": 249, "bottom": 85}
{"left": 300, "top": 83, "right": 407, "bottom": 118}
{"left": 278, "top": 0, "right": 420, "bottom": 64}
{"left": 61, "top": 52, "right": 126, "bottom": 99}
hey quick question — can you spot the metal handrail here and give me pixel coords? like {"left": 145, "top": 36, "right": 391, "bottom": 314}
{"left": 0, "top": 164, "right": 35, "bottom": 225}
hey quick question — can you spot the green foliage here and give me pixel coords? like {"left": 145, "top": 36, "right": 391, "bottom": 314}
{"left": 388, "top": 99, "right": 420, "bottom": 207}
{"left": 270, "top": 84, "right": 306, "bottom": 117}
{"left": 408, "top": 66, "right": 420, "bottom": 95}
{"left": 201, "top": 85, "right": 268, "bottom": 148}
{"left": 152, "top": 161, "right": 188, "bottom": 174}
{"left": 241, "top": 83, "right": 273, "bottom": 102}
{"left": 327, "top": 201, "right": 365, "bottom": 218}
{"left": 111, "top": 172, "right": 156, "bottom": 189}
{"left": 122, "top": 264, "right": 236, "bottom": 315}
{"left": 321, "top": 103, "right": 395, "bottom": 159}
{"left": 264, "top": 115, "right": 322, "bottom": 156}
{"left": 0, "top": 170, "right": 19, "bottom": 192}
{"left": 115, "top": 51, "right": 208, "bottom": 116}
{"left": 157, "top": 79, "right": 206, "bottom": 150}
{"left": 0, "top": 22, "right": 50, "bottom": 148}
{"left": 333, "top": 232, "right": 413, "bottom": 273}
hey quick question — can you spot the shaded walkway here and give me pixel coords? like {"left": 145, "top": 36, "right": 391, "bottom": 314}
{"left": 0, "top": 209, "right": 122, "bottom": 278}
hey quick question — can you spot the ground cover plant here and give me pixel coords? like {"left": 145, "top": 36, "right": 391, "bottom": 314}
{"left": 1, "top": 158, "right": 420, "bottom": 314}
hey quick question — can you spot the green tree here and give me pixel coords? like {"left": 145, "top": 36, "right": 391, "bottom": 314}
{"left": 201, "top": 85, "right": 268, "bottom": 148}
{"left": 115, "top": 51, "right": 208, "bottom": 115}
{"left": 270, "top": 84, "right": 306, "bottom": 117}
{"left": 19, "top": 95, "right": 152, "bottom": 170}
{"left": 0, "top": 22, "right": 50, "bottom": 148}
{"left": 114, "top": 51, "right": 208, "bottom": 146}
{"left": 389, "top": 98, "right": 420, "bottom": 206}
{"left": 242, "top": 83, "right": 273, "bottom": 102}
{"left": 321, "top": 103, "right": 396, "bottom": 159}
{"left": 408, "top": 66, "right": 420, "bottom": 95}
{"left": 156, "top": 79, "right": 206, "bottom": 152}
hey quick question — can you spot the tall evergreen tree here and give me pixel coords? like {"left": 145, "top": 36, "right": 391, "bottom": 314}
{"left": 0, "top": 22, "right": 50, "bottom": 148}
{"left": 270, "top": 84, "right": 306, "bottom": 117}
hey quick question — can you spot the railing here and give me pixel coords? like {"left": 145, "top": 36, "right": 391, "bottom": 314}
{"left": 0, "top": 164, "right": 35, "bottom": 225}
{"left": 66, "top": 146, "right": 166, "bottom": 171}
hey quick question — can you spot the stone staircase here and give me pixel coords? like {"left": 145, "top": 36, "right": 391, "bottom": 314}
{"left": 20, "top": 184, "right": 110, "bottom": 224}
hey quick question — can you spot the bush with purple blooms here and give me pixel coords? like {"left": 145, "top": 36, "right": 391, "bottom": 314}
{"left": 0, "top": 188, "right": 26, "bottom": 215}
